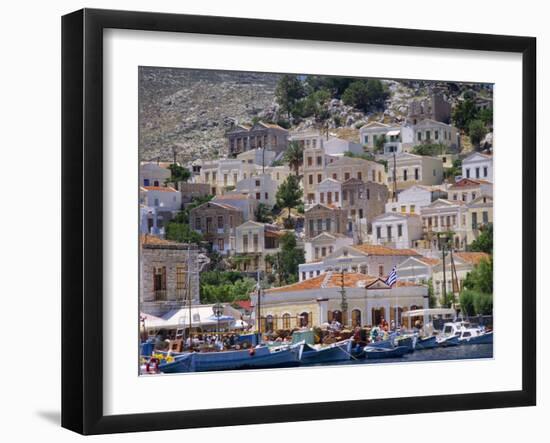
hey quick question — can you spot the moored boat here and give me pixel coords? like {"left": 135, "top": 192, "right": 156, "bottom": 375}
{"left": 366, "top": 338, "right": 394, "bottom": 349}
{"left": 458, "top": 329, "right": 493, "bottom": 345}
{"left": 363, "top": 345, "right": 409, "bottom": 359}
{"left": 299, "top": 339, "right": 353, "bottom": 365}
{"left": 394, "top": 335, "right": 417, "bottom": 353}
{"left": 158, "top": 345, "right": 302, "bottom": 373}
{"left": 415, "top": 335, "right": 438, "bottom": 350}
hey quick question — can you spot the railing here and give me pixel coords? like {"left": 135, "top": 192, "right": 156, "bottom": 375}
{"left": 154, "top": 289, "right": 167, "bottom": 301}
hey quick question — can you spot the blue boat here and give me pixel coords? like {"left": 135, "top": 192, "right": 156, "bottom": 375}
{"left": 366, "top": 338, "right": 394, "bottom": 349}
{"left": 394, "top": 335, "right": 416, "bottom": 353}
{"left": 437, "top": 334, "right": 460, "bottom": 347}
{"left": 363, "top": 346, "right": 409, "bottom": 359}
{"left": 158, "top": 345, "right": 301, "bottom": 373}
{"left": 415, "top": 335, "right": 438, "bottom": 350}
{"left": 299, "top": 339, "right": 352, "bottom": 364}
{"left": 459, "top": 330, "right": 493, "bottom": 345}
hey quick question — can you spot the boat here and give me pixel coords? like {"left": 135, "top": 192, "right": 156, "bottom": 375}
{"left": 458, "top": 328, "right": 493, "bottom": 345}
{"left": 363, "top": 346, "right": 409, "bottom": 359}
{"left": 366, "top": 336, "right": 395, "bottom": 349}
{"left": 437, "top": 334, "right": 460, "bottom": 347}
{"left": 158, "top": 345, "right": 302, "bottom": 373}
{"left": 299, "top": 339, "right": 353, "bottom": 364}
{"left": 415, "top": 335, "right": 438, "bottom": 350}
{"left": 394, "top": 335, "right": 417, "bottom": 352}
{"left": 436, "top": 322, "right": 465, "bottom": 347}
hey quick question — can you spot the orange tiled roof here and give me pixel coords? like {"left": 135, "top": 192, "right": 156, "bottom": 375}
{"left": 142, "top": 186, "right": 178, "bottom": 192}
{"left": 214, "top": 194, "right": 250, "bottom": 200}
{"left": 417, "top": 256, "right": 440, "bottom": 266}
{"left": 449, "top": 178, "right": 491, "bottom": 189}
{"left": 265, "top": 273, "right": 379, "bottom": 294}
{"left": 351, "top": 244, "right": 421, "bottom": 257}
{"left": 454, "top": 252, "right": 490, "bottom": 265}
{"left": 140, "top": 234, "right": 177, "bottom": 246}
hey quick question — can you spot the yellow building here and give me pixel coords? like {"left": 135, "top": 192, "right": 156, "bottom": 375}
{"left": 466, "top": 194, "right": 493, "bottom": 245}
{"left": 251, "top": 272, "right": 428, "bottom": 331}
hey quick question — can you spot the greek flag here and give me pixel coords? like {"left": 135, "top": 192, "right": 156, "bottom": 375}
{"left": 385, "top": 266, "right": 397, "bottom": 287}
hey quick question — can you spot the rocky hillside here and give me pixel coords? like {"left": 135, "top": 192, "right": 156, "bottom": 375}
{"left": 139, "top": 68, "right": 492, "bottom": 161}
{"left": 139, "top": 67, "right": 281, "bottom": 162}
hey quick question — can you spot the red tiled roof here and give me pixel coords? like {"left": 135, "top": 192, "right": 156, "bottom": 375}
{"left": 351, "top": 244, "right": 421, "bottom": 257}
{"left": 140, "top": 234, "right": 177, "bottom": 246}
{"left": 449, "top": 178, "right": 491, "bottom": 189}
{"left": 142, "top": 186, "right": 178, "bottom": 192}
{"left": 417, "top": 257, "right": 440, "bottom": 266}
{"left": 234, "top": 300, "right": 252, "bottom": 310}
{"left": 454, "top": 252, "right": 490, "bottom": 265}
{"left": 264, "top": 273, "right": 379, "bottom": 294}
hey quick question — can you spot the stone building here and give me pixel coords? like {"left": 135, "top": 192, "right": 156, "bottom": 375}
{"left": 140, "top": 235, "right": 201, "bottom": 317}
{"left": 179, "top": 182, "right": 211, "bottom": 206}
{"left": 304, "top": 204, "right": 348, "bottom": 239}
{"left": 189, "top": 201, "right": 243, "bottom": 254}
{"left": 227, "top": 121, "right": 288, "bottom": 156}
{"left": 341, "top": 178, "right": 389, "bottom": 228}
{"left": 407, "top": 92, "right": 451, "bottom": 124}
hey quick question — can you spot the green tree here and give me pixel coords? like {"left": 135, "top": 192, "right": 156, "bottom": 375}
{"left": 165, "top": 222, "right": 203, "bottom": 244}
{"left": 452, "top": 98, "right": 478, "bottom": 133}
{"left": 444, "top": 158, "right": 462, "bottom": 180}
{"left": 459, "top": 289, "right": 477, "bottom": 316}
{"left": 167, "top": 163, "right": 191, "bottom": 183}
{"left": 266, "top": 233, "right": 305, "bottom": 285}
{"left": 427, "top": 278, "right": 437, "bottom": 308}
{"left": 276, "top": 175, "right": 303, "bottom": 225}
{"left": 478, "top": 108, "right": 493, "bottom": 128}
{"left": 275, "top": 75, "right": 305, "bottom": 119}
{"left": 463, "top": 256, "right": 493, "bottom": 295}
{"left": 199, "top": 271, "right": 256, "bottom": 303}
{"left": 468, "top": 223, "right": 493, "bottom": 254}
{"left": 283, "top": 141, "right": 304, "bottom": 176}
{"left": 255, "top": 203, "right": 273, "bottom": 223}
{"left": 341, "top": 79, "right": 388, "bottom": 113}
{"left": 412, "top": 143, "right": 447, "bottom": 156}
{"left": 469, "top": 119, "right": 488, "bottom": 149}
{"left": 302, "top": 89, "right": 331, "bottom": 123}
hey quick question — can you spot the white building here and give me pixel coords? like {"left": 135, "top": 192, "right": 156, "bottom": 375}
{"left": 298, "top": 244, "right": 421, "bottom": 282}
{"left": 462, "top": 152, "right": 493, "bottom": 182}
{"left": 447, "top": 178, "right": 493, "bottom": 204}
{"left": 324, "top": 137, "right": 364, "bottom": 157}
{"left": 388, "top": 152, "right": 444, "bottom": 191}
{"left": 396, "top": 256, "right": 439, "bottom": 284}
{"left": 413, "top": 119, "right": 460, "bottom": 150}
{"left": 386, "top": 184, "right": 448, "bottom": 214}
{"left": 235, "top": 173, "right": 279, "bottom": 207}
{"left": 140, "top": 186, "right": 182, "bottom": 212}
{"left": 140, "top": 162, "right": 172, "bottom": 187}
{"left": 211, "top": 193, "right": 258, "bottom": 221}
{"left": 314, "top": 178, "right": 343, "bottom": 207}
{"left": 303, "top": 232, "right": 354, "bottom": 263}
{"left": 236, "top": 147, "right": 277, "bottom": 168}
{"left": 371, "top": 213, "right": 424, "bottom": 249}
{"left": 420, "top": 199, "right": 468, "bottom": 250}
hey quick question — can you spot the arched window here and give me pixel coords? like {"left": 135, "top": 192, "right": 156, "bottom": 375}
{"left": 282, "top": 313, "right": 291, "bottom": 329}
{"left": 351, "top": 309, "right": 362, "bottom": 327}
{"left": 332, "top": 310, "right": 343, "bottom": 323}
{"left": 299, "top": 312, "right": 309, "bottom": 327}
{"left": 265, "top": 315, "right": 274, "bottom": 332}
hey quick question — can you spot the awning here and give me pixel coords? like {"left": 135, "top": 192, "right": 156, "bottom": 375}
{"left": 386, "top": 130, "right": 400, "bottom": 137}
{"left": 401, "top": 308, "right": 456, "bottom": 318}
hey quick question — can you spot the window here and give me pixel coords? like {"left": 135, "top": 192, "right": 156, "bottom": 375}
{"left": 472, "top": 212, "right": 478, "bottom": 229}
{"left": 255, "top": 192, "right": 261, "bottom": 200}
{"left": 410, "top": 205, "right": 416, "bottom": 214}
{"left": 316, "top": 156, "right": 323, "bottom": 166}
{"left": 483, "top": 166, "right": 488, "bottom": 177}
{"left": 462, "top": 193, "right": 467, "bottom": 202}
{"left": 255, "top": 179, "right": 261, "bottom": 187}
{"left": 387, "top": 226, "right": 392, "bottom": 240}
{"left": 308, "top": 175, "right": 313, "bottom": 185}
{"left": 359, "top": 208, "right": 363, "bottom": 218}
{"left": 466, "top": 168, "right": 470, "bottom": 178}
{"left": 326, "top": 218, "right": 331, "bottom": 231}
{"left": 317, "top": 219, "right": 323, "bottom": 232}
{"left": 327, "top": 192, "right": 332, "bottom": 204}
{"left": 217, "top": 238, "right": 224, "bottom": 251}
{"left": 482, "top": 211, "right": 489, "bottom": 224}
{"left": 217, "top": 216, "right": 224, "bottom": 229}
{"left": 414, "top": 168, "right": 419, "bottom": 180}
{"left": 376, "top": 226, "right": 381, "bottom": 239}
{"left": 426, "top": 130, "right": 431, "bottom": 140}
{"left": 153, "top": 198, "right": 159, "bottom": 207}
{"left": 143, "top": 178, "right": 150, "bottom": 186}
{"left": 378, "top": 171, "right": 382, "bottom": 182}
{"left": 453, "top": 193, "right": 458, "bottom": 201}
{"left": 344, "top": 172, "right": 350, "bottom": 180}
{"left": 403, "top": 169, "right": 408, "bottom": 181}
{"left": 320, "top": 192, "right": 325, "bottom": 203}
{"left": 282, "top": 313, "right": 291, "bottom": 329}
{"left": 398, "top": 224, "right": 403, "bottom": 237}
{"left": 475, "top": 167, "right": 480, "bottom": 178}
{"left": 435, "top": 130, "right": 439, "bottom": 140}
{"left": 335, "top": 192, "right": 339, "bottom": 202}
{"left": 372, "top": 170, "right": 376, "bottom": 181}
{"left": 378, "top": 265, "right": 384, "bottom": 277}
{"left": 417, "top": 132, "right": 422, "bottom": 141}
{"left": 206, "top": 217, "right": 213, "bottom": 233}
{"left": 153, "top": 180, "right": 159, "bottom": 186}
{"left": 307, "top": 157, "right": 313, "bottom": 166}
{"left": 317, "top": 174, "right": 322, "bottom": 183}
{"left": 176, "top": 266, "right": 187, "bottom": 291}
{"left": 433, "top": 169, "right": 436, "bottom": 176}
{"left": 357, "top": 172, "right": 362, "bottom": 180}
{"left": 472, "top": 192, "right": 476, "bottom": 200}
{"left": 234, "top": 173, "right": 238, "bottom": 184}
{"left": 401, "top": 205, "right": 406, "bottom": 213}
{"left": 265, "top": 192, "right": 268, "bottom": 200}
{"left": 308, "top": 219, "right": 314, "bottom": 235}
{"left": 332, "top": 173, "right": 338, "bottom": 180}
{"left": 243, "top": 234, "right": 248, "bottom": 252}
{"left": 224, "top": 174, "right": 228, "bottom": 186}
{"left": 253, "top": 234, "right": 259, "bottom": 251}
{"left": 301, "top": 272, "right": 306, "bottom": 281}
{"left": 342, "top": 190, "right": 348, "bottom": 201}
{"left": 321, "top": 247, "right": 327, "bottom": 257}
{"left": 434, "top": 217, "right": 439, "bottom": 228}
{"left": 364, "top": 135, "right": 369, "bottom": 143}
{"left": 195, "top": 217, "right": 201, "bottom": 230}
{"left": 153, "top": 266, "right": 167, "bottom": 299}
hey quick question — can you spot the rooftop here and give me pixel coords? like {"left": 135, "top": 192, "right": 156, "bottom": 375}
{"left": 351, "top": 244, "right": 421, "bottom": 257}
{"left": 142, "top": 186, "right": 178, "bottom": 193}
{"left": 454, "top": 252, "right": 491, "bottom": 265}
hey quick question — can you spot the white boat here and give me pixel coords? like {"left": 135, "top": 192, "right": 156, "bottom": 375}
{"left": 457, "top": 325, "right": 493, "bottom": 345}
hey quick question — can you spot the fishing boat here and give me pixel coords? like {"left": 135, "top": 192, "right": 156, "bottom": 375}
{"left": 394, "top": 335, "right": 417, "bottom": 352}
{"left": 158, "top": 345, "right": 302, "bottom": 373}
{"left": 436, "top": 322, "right": 464, "bottom": 347}
{"left": 299, "top": 339, "right": 353, "bottom": 365}
{"left": 458, "top": 327, "right": 493, "bottom": 345}
{"left": 363, "top": 345, "right": 409, "bottom": 359}
{"left": 415, "top": 335, "right": 438, "bottom": 350}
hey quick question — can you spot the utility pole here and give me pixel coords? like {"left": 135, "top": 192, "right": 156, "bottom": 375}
{"left": 339, "top": 268, "right": 348, "bottom": 327}
{"left": 392, "top": 151, "right": 397, "bottom": 202}
{"left": 256, "top": 269, "right": 262, "bottom": 334}
{"left": 439, "top": 233, "right": 448, "bottom": 308}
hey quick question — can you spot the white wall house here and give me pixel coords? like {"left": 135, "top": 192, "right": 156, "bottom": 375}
{"left": 235, "top": 173, "right": 278, "bottom": 207}
{"left": 413, "top": 119, "right": 460, "bottom": 150}
{"left": 462, "top": 152, "right": 493, "bottom": 182}
{"left": 371, "top": 213, "right": 424, "bottom": 249}
{"left": 396, "top": 256, "right": 439, "bottom": 284}
{"left": 386, "top": 184, "right": 448, "bottom": 214}
{"left": 303, "top": 232, "right": 354, "bottom": 263}
{"left": 388, "top": 152, "right": 444, "bottom": 191}
{"left": 324, "top": 137, "right": 364, "bottom": 157}
{"left": 447, "top": 178, "right": 493, "bottom": 204}
{"left": 140, "top": 162, "right": 172, "bottom": 187}
{"left": 211, "top": 193, "right": 258, "bottom": 221}
{"left": 236, "top": 147, "right": 277, "bottom": 168}
{"left": 420, "top": 199, "right": 468, "bottom": 250}
{"left": 140, "top": 186, "right": 182, "bottom": 211}
{"left": 314, "top": 178, "right": 343, "bottom": 207}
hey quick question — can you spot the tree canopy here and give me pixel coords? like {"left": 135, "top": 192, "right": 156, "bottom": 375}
{"left": 468, "top": 119, "right": 488, "bottom": 149}
{"left": 276, "top": 175, "right": 303, "bottom": 225}
{"left": 265, "top": 232, "right": 305, "bottom": 285}
{"left": 341, "top": 79, "right": 389, "bottom": 113}
{"left": 468, "top": 223, "right": 493, "bottom": 255}
{"left": 167, "top": 163, "right": 191, "bottom": 183}
{"left": 275, "top": 75, "right": 305, "bottom": 120}
{"left": 199, "top": 271, "right": 256, "bottom": 304}
{"left": 283, "top": 140, "right": 304, "bottom": 176}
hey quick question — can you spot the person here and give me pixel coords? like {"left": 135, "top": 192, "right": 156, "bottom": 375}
{"left": 330, "top": 318, "right": 342, "bottom": 332}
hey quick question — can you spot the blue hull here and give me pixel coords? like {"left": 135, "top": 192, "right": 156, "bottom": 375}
{"left": 461, "top": 332, "right": 493, "bottom": 345}
{"left": 438, "top": 335, "right": 460, "bottom": 347}
{"left": 300, "top": 341, "right": 352, "bottom": 364}
{"left": 415, "top": 336, "right": 438, "bottom": 349}
{"left": 394, "top": 336, "right": 416, "bottom": 353}
{"left": 364, "top": 345, "right": 409, "bottom": 359}
{"left": 159, "top": 347, "right": 300, "bottom": 373}
{"left": 366, "top": 338, "right": 394, "bottom": 349}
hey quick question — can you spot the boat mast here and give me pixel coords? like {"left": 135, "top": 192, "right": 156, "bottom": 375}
{"left": 187, "top": 243, "right": 192, "bottom": 349}
{"left": 256, "top": 269, "right": 261, "bottom": 334}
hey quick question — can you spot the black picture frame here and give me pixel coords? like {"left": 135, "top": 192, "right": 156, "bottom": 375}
{"left": 62, "top": 8, "right": 536, "bottom": 435}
